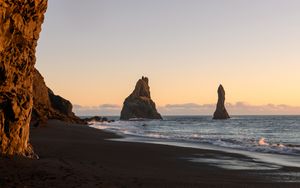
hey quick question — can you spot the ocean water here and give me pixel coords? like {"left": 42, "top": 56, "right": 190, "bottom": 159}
{"left": 89, "top": 116, "right": 300, "bottom": 172}
{"left": 90, "top": 116, "right": 300, "bottom": 156}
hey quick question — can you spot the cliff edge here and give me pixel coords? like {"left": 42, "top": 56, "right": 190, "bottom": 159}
{"left": 32, "top": 69, "right": 84, "bottom": 125}
{"left": 0, "top": 0, "right": 47, "bottom": 157}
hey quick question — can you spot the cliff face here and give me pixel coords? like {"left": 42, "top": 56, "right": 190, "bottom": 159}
{"left": 213, "top": 85, "right": 230, "bottom": 120}
{"left": 120, "top": 77, "right": 162, "bottom": 120}
{"left": 32, "top": 69, "right": 51, "bottom": 123}
{"left": 0, "top": 0, "right": 47, "bottom": 157}
{"left": 32, "top": 69, "right": 84, "bottom": 125}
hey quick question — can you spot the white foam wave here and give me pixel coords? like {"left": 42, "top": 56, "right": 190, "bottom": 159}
{"left": 258, "top": 137, "right": 269, "bottom": 146}
{"left": 89, "top": 118, "right": 300, "bottom": 156}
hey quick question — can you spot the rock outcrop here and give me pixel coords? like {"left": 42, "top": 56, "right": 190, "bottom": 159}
{"left": 83, "top": 116, "right": 115, "bottom": 123}
{"left": 32, "top": 69, "right": 84, "bottom": 125}
{"left": 32, "top": 69, "right": 51, "bottom": 123}
{"left": 0, "top": 0, "right": 47, "bottom": 157}
{"left": 213, "top": 84, "right": 230, "bottom": 120}
{"left": 120, "top": 77, "right": 162, "bottom": 120}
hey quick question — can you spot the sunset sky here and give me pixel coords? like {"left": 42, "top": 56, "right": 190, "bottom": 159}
{"left": 36, "top": 0, "right": 300, "bottom": 115}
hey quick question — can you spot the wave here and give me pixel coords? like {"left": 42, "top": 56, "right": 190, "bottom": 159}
{"left": 258, "top": 137, "right": 269, "bottom": 146}
{"left": 89, "top": 117, "right": 300, "bottom": 156}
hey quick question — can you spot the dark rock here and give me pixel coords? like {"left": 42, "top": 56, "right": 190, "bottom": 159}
{"left": 32, "top": 69, "right": 84, "bottom": 125}
{"left": 0, "top": 0, "right": 47, "bottom": 157}
{"left": 84, "top": 116, "right": 103, "bottom": 122}
{"left": 120, "top": 77, "right": 162, "bottom": 120}
{"left": 83, "top": 116, "right": 112, "bottom": 123}
{"left": 213, "top": 84, "right": 230, "bottom": 120}
{"left": 32, "top": 69, "right": 51, "bottom": 125}
{"left": 48, "top": 89, "right": 73, "bottom": 117}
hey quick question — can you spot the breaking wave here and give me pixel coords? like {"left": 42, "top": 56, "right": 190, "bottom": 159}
{"left": 89, "top": 116, "right": 300, "bottom": 156}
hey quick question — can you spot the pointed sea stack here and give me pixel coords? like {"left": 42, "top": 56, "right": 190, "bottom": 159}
{"left": 213, "top": 85, "right": 230, "bottom": 119}
{"left": 120, "top": 77, "right": 162, "bottom": 120}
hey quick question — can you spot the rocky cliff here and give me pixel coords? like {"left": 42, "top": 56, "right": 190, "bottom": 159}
{"left": 120, "top": 77, "right": 162, "bottom": 120}
{"left": 213, "top": 84, "right": 230, "bottom": 119}
{"left": 32, "top": 69, "right": 84, "bottom": 125}
{"left": 0, "top": 0, "right": 47, "bottom": 157}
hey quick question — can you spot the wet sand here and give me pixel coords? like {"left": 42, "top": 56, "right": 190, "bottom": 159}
{"left": 0, "top": 120, "right": 299, "bottom": 188}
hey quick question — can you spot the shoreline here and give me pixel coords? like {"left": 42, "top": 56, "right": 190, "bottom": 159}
{"left": 107, "top": 134, "right": 300, "bottom": 169}
{"left": 89, "top": 118, "right": 300, "bottom": 170}
{"left": 1, "top": 120, "right": 300, "bottom": 187}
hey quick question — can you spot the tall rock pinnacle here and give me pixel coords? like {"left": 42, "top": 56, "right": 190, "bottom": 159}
{"left": 0, "top": 0, "right": 47, "bottom": 157}
{"left": 213, "top": 85, "right": 230, "bottom": 120}
{"left": 120, "top": 77, "right": 162, "bottom": 120}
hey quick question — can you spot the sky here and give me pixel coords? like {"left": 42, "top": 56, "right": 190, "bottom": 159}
{"left": 36, "top": 0, "right": 300, "bottom": 115}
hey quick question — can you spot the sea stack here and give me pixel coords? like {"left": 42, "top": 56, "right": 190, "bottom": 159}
{"left": 120, "top": 77, "right": 162, "bottom": 120}
{"left": 0, "top": 0, "right": 47, "bottom": 157}
{"left": 213, "top": 85, "right": 230, "bottom": 120}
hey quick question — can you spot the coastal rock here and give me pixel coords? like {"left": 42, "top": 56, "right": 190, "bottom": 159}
{"left": 32, "top": 69, "right": 51, "bottom": 124}
{"left": 83, "top": 116, "right": 114, "bottom": 123}
{"left": 32, "top": 69, "right": 84, "bottom": 125}
{"left": 0, "top": 0, "right": 47, "bottom": 157}
{"left": 48, "top": 89, "right": 73, "bottom": 117}
{"left": 213, "top": 85, "right": 230, "bottom": 119}
{"left": 120, "top": 77, "right": 162, "bottom": 120}
{"left": 48, "top": 89, "right": 84, "bottom": 124}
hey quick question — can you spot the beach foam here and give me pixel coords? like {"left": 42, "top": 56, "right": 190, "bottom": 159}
{"left": 89, "top": 116, "right": 300, "bottom": 168}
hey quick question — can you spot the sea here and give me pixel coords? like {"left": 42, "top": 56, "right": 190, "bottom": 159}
{"left": 89, "top": 115, "right": 300, "bottom": 172}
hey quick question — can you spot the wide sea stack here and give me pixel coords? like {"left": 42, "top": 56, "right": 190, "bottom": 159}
{"left": 213, "top": 84, "right": 230, "bottom": 119}
{"left": 0, "top": 0, "right": 47, "bottom": 157}
{"left": 120, "top": 77, "right": 162, "bottom": 120}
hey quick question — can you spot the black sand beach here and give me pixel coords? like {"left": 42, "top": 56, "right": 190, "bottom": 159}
{"left": 1, "top": 120, "right": 299, "bottom": 188}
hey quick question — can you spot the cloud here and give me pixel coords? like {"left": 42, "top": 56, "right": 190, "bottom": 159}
{"left": 159, "top": 102, "right": 300, "bottom": 115}
{"left": 158, "top": 103, "right": 215, "bottom": 115}
{"left": 73, "top": 102, "right": 300, "bottom": 116}
{"left": 99, "top": 104, "right": 120, "bottom": 108}
{"left": 227, "top": 102, "right": 300, "bottom": 115}
{"left": 73, "top": 104, "right": 121, "bottom": 116}
{"left": 165, "top": 103, "right": 203, "bottom": 108}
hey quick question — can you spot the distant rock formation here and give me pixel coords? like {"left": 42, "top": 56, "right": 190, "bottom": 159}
{"left": 0, "top": 0, "right": 47, "bottom": 157}
{"left": 120, "top": 77, "right": 162, "bottom": 120}
{"left": 83, "top": 116, "right": 115, "bottom": 123}
{"left": 32, "top": 69, "right": 84, "bottom": 125}
{"left": 213, "top": 85, "right": 230, "bottom": 119}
